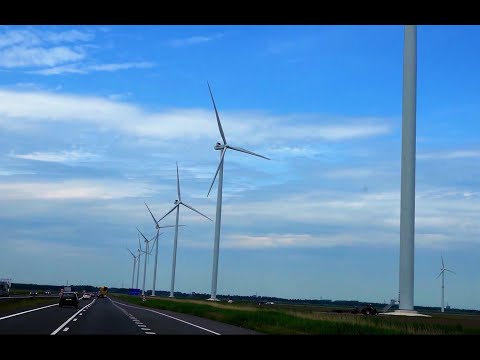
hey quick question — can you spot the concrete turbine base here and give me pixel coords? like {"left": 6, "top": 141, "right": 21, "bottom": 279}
{"left": 206, "top": 298, "right": 220, "bottom": 301}
{"left": 381, "top": 310, "right": 431, "bottom": 317}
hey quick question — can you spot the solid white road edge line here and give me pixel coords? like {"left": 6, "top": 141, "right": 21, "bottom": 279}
{"left": 0, "top": 303, "right": 58, "bottom": 321}
{"left": 110, "top": 299, "right": 221, "bottom": 335}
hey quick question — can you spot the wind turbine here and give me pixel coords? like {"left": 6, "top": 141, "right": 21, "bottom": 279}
{"left": 398, "top": 25, "right": 417, "bottom": 313}
{"left": 144, "top": 202, "right": 185, "bottom": 297}
{"left": 136, "top": 228, "right": 157, "bottom": 296}
{"left": 206, "top": 82, "right": 270, "bottom": 301}
{"left": 126, "top": 248, "right": 137, "bottom": 289}
{"left": 136, "top": 235, "right": 142, "bottom": 289}
{"left": 436, "top": 256, "right": 455, "bottom": 313}
{"left": 156, "top": 162, "right": 212, "bottom": 298}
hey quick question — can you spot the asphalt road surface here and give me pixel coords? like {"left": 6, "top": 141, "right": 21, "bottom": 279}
{"left": 0, "top": 296, "right": 260, "bottom": 335}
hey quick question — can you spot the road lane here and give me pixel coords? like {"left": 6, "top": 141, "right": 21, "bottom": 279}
{"left": 59, "top": 297, "right": 147, "bottom": 335}
{"left": 0, "top": 297, "right": 94, "bottom": 334}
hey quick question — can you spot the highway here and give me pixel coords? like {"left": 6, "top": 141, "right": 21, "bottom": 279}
{"left": 0, "top": 296, "right": 260, "bottom": 335}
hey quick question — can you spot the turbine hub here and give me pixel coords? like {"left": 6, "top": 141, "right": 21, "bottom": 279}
{"left": 214, "top": 142, "right": 224, "bottom": 150}
{"left": 174, "top": 200, "right": 179, "bottom": 204}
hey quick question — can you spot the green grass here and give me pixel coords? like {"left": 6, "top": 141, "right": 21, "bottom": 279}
{"left": 111, "top": 295, "right": 474, "bottom": 335}
{"left": 0, "top": 297, "right": 59, "bottom": 315}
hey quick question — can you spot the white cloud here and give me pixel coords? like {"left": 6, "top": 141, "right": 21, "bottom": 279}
{"left": 0, "top": 30, "right": 41, "bottom": 48}
{"left": 3, "top": 238, "right": 100, "bottom": 258}
{"left": 168, "top": 34, "right": 223, "bottom": 47}
{"left": 31, "top": 61, "right": 154, "bottom": 75}
{"left": 42, "top": 29, "right": 94, "bottom": 43}
{"left": 0, "top": 180, "right": 157, "bottom": 200}
{"left": 11, "top": 150, "right": 99, "bottom": 163}
{"left": 418, "top": 150, "right": 480, "bottom": 160}
{"left": 0, "top": 46, "right": 85, "bottom": 68}
{"left": 0, "top": 90, "right": 392, "bottom": 145}
{"left": 222, "top": 232, "right": 393, "bottom": 249}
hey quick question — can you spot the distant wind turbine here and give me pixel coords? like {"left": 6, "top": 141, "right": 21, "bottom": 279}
{"left": 136, "top": 235, "right": 142, "bottom": 289}
{"left": 126, "top": 248, "right": 137, "bottom": 289}
{"left": 144, "top": 201, "right": 185, "bottom": 296}
{"left": 206, "top": 82, "right": 270, "bottom": 301}
{"left": 136, "top": 227, "right": 157, "bottom": 296}
{"left": 436, "top": 256, "right": 455, "bottom": 313}
{"left": 157, "top": 162, "right": 212, "bottom": 298}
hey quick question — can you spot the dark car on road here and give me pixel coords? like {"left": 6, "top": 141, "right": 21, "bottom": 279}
{"left": 59, "top": 291, "right": 79, "bottom": 308}
{"left": 29, "top": 290, "right": 38, "bottom": 296}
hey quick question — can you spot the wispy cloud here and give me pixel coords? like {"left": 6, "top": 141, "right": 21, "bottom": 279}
{"left": 31, "top": 61, "right": 154, "bottom": 75}
{"left": 0, "top": 46, "right": 85, "bottom": 68}
{"left": 418, "top": 150, "right": 480, "bottom": 160}
{"left": 0, "top": 180, "right": 157, "bottom": 200}
{"left": 3, "top": 238, "right": 100, "bottom": 258}
{"left": 0, "top": 28, "right": 151, "bottom": 75}
{"left": 0, "top": 90, "right": 392, "bottom": 145}
{"left": 11, "top": 150, "right": 99, "bottom": 163}
{"left": 223, "top": 233, "right": 389, "bottom": 249}
{"left": 168, "top": 33, "right": 223, "bottom": 47}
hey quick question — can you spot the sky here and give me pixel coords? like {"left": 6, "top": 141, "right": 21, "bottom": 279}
{"left": 0, "top": 25, "right": 479, "bottom": 310}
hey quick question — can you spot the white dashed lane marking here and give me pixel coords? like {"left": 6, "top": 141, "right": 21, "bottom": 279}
{"left": 73, "top": 319, "right": 77, "bottom": 322}
{"left": 145, "top": 332, "right": 156, "bottom": 334}
{"left": 63, "top": 328, "right": 69, "bottom": 332}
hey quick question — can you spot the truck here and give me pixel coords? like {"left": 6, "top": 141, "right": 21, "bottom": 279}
{"left": 97, "top": 286, "right": 108, "bottom": 298}
{"left": 0, "top": 278, "right": 11, "bottom": 297}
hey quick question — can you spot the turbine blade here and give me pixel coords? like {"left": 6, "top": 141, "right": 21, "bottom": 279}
{"left": 181, "top": 202, "right": 213, "bottom": 221}
{"left": 138, "top": 234, "right": 142, "bottom": 251}
{"left": 207, "top": 82, "right": 227, "bottom": 145}
{"left": 176, "top": 161, "right": 182, "bottom": 202}
{"left": 207, "top": 147, "right": 226, "bottom": 197}
{"left": 158, "top": 205, "right": 178, "bottom": 223}
{"left": 136, "top": 227, "right": 149, "bottom": 243}
{"left": 445, "top": 269, "right": 456, "bottom": 274}
{"left": 158, "top": 224, "right": 185, "bottom": 228}
{"left": 127, "top": 248, "right": 135, "bottom": 257}
{"left": 228, "top": 145, "right": 270, "bottom": 160}
{"left": 145, "top": 202, "right": 159, "bottom": 226}
{"left": 441, "top": 256, "right": 444, "bottom": 268}
{"left": 436, "top": 271, "right": 443, "bottom": 279}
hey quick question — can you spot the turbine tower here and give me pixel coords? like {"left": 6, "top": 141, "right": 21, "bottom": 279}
{"left": 398, "top": 25, "right": 417, "bottom": 313}
{"left": 144, "top": 202, "right": 184, "bottom": 296}
{"left": 206, "top": 82, "right": 270, "bottom": 301}
{"left": 156, "top": 162, "right": 212, "bottom": 298}
{"left": 436, "top": 256, "right": 455, "bottom": 313}
{"left": 126, "top": 248, "right": 137, "bottom": 289}
{"left": 136, "top": 227, "right": 157, "bottom": 296}
{"left": 136, "top": 235, "right": 142, "bottom": 289}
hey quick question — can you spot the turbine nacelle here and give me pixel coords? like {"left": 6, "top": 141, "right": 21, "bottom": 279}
{"left": 174, "top": 199, "right": 179, "bottom": 205}
{"left": 214, "top": 142, "right": 225, "bottom": 150}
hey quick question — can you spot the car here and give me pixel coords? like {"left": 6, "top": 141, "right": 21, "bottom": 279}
{"left": 82, "top": 293, "right": 91, "bottom": 299}
{"left": 360, "top": 304, "right": 378, "bottom": 315}
{"left": 44, "top": 290, "right": 51, "bottom": 295}
{"left": 59, "top": 291, "right": 79, "bottom": 308}
{"left": 29, "top": 290, "right": 38, "bottom": 296}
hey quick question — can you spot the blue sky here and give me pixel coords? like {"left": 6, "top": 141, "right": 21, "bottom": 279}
{"left": 0, "top": 25, "right": 479, "bottom": 310}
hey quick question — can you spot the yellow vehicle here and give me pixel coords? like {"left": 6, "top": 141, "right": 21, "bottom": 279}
{"left": 97, "top": 286, "right": 108, "bottom": 298}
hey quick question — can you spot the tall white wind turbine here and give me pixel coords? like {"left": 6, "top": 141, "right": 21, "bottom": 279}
{"left": 137, "top": 228, "right": 157, "bottom": 296}
{"left": 206, "top": 82, "right": 270, "bottom": 301}
{"left": 136, "top": 235, "right": 142, "bottom": 289}
{"left": 436, "top": 256, "right": 455, "bottom": 313}
{"left": 156, "top": 162, "right": 212, "bottom": 298}
{"left": 144, "top": 202, "right": 185, "bottom": 297}
{"left": 398, "top": 25, "right": 417, "bottom": 313}
{"left": 126, "top": 248, "right": 137, "bottom": 289}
